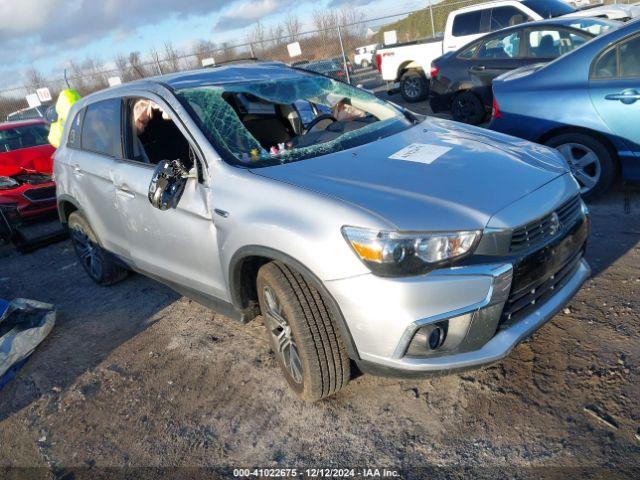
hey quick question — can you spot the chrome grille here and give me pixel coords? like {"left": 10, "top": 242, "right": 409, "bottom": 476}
{"left": 510, "top": 196, "right": 582, "bottom": 253}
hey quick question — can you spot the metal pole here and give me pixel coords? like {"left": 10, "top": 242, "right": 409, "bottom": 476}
{"left": 249, "top": 43, "right": 255, "bottom": 58}
{"left": 337, "top": 25, "right": 351, "bottom": 85}
{"left": 429, "top": 1, "right": 436, "bottom": 38}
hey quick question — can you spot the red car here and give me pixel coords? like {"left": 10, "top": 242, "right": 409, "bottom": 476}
{"left": 0, "top": 119, "right": 57, "bottom": 241}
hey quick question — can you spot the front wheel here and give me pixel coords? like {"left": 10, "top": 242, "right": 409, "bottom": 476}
{"left": 256, "top": 262, "right": 350, "bottom": 402}
{"left": 545, "top": 133, "right": 616, "bottom": 200}
{"left": 400, "top": 70, "right": 429, "bottom": 103}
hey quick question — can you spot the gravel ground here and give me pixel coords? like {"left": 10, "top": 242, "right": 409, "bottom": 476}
{"left": 0, "top": 96, "right": 639, "bottom": 477}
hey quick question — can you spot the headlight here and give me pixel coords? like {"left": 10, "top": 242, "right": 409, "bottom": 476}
{"left": 342, "top": 226, "right": 481, "bottom": 277}
{"left": 0, "top": 176, "right": 19, "bottom": 190}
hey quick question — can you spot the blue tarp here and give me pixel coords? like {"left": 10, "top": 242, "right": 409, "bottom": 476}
{"left": 0, "top": 298, "right": 55, "bottom": 391}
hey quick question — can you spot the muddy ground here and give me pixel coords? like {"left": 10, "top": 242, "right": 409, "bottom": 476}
{"left": 0, "top": 104, "right": 639, "bottom": 477}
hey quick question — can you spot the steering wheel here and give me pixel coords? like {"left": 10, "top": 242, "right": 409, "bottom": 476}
{"left": 303, "top": 114, "right": 337, "bottom": 134}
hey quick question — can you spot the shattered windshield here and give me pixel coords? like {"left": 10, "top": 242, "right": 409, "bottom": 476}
{"left": 175, "top": 75, "right": 415, "bottom": 167}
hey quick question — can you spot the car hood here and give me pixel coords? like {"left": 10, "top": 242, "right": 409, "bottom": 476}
{"left": 0, "top": 145, "right": 55, "bottom": 177}
{"left": 562, "top": 5, "right": 640, "bottom": 20}
{"left": 251, "top": 118, "right": 568, "bottom": 231}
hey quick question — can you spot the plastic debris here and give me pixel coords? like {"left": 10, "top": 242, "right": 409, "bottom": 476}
{"left": 0, "top": 298, "right": 56, "bottom": 390}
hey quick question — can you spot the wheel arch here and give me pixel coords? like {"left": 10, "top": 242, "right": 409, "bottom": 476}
{"left": 57, "top": 194, "right": 81, "bottom": 226}
{"left": 397, "top": 61, "right": 424, "bottom": 81}
{"left": 537, "top": 125, "right": 621, "bottom": 173}
{"left": 228, "top": 245, "right": 360, "bottom": 360}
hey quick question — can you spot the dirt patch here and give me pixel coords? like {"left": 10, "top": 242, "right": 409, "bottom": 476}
{"left": 0, "top": 183, "right": 639, "bottom": 475}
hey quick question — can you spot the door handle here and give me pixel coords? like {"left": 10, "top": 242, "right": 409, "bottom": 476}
{"left": 116, "top": 186, "right": 136, "bottom": 199}
{"left": 72, "top": 164, "right": 84, "bottom": 176}
{"left": 605, "top": 90, "right": 640, "bottom": 105}
{"left": 469, "top": 65, "right": 486, "bottom": 72}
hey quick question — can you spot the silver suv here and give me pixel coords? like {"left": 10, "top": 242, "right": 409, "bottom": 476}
{"left": 55, "top": 62, "right": 591, "bottom": 401}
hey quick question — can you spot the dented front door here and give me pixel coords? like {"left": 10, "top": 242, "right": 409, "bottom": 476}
{"left": 112, "top": 160, "right": 227, "bottom": 301}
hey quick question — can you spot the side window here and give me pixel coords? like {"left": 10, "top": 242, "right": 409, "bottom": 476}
{"left": 524, "top": 29, "right": 583, "bottom": 58}
{"left": 592, "top": 47, "right": 618, "bottom": 79}
{"left": 67, "top": 110, "right": 83, "bottom": 149}
{"left": 490, "top": 7, "right": 528, "bottom": 31}
{"left": 620, "top": 36, "right": 640, "bottom": 78}
{"left": 236, "top": 93, "right": 276, "bottom": 115}
{"left": 127, "top": 98, "right": 194, "bottom": 169}
{"left": 81, "top": 99, "right": 122, "bottom": 157}
{"left": 458, "top": 43, "right": 479, "bottom": 59}
{"left": 477, "top": 32, "right": 521, "bottom": 59}
{"left": 452, "top": 11, "right": 483, "bottom": 37}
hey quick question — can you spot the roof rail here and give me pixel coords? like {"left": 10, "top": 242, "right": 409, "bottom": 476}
{"left": 206, "top": 57, "right": 261, "bottom": 68}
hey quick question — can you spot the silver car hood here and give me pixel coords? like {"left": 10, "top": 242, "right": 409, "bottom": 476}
{"left": 251, "top": 118, "right": 568, "bottom": 231}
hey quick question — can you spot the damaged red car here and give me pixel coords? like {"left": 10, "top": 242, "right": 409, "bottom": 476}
{"left": 0, "top": 119, "right": 57, "bottom": 242}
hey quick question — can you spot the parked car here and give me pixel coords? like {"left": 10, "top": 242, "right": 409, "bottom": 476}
{"left": 490, "top": 18, "right": 640, "bottom": 199}
{"left": 354, "top": 43, "right": 379, "bottom": 68}
{"left": 0, "top": 119, "right": 57, "bottom": 242}
{"left": 6, "top": 105, "right": 49, "bottom": 122}
{"left": 376, "top": 0, "right": 638, "bottom": 102}
{"left": 55, "top": 62, "right": 590, "bottom": 401}
{"left": 301, "top": 59, "right": 350, "bottom": 82}
{"left": 430, "top": 17, "right": 618, "bottom": 124}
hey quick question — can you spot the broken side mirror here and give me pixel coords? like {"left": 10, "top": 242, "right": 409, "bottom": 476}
{"left": 148, "top": 159, "right": 190, "bottom": 210}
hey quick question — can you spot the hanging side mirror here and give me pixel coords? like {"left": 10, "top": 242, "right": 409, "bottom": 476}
{"left": 148, "top": 159, "right": 189, "bottom": 210}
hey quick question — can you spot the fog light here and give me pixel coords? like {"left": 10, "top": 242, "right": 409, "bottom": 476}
{"left": 406, "top": 321, "right": 448, "bottom": 357}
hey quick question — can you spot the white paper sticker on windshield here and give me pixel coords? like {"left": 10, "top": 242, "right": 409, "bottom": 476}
{"left": 389, "top": 143, "right": 451, "bottom": 165}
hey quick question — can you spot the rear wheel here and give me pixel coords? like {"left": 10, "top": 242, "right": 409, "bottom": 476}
{"left": 545, "top": 133, "right": 616, "bottom": 200}
{"left": 68, "top": 211, "right": 128, "bottom": 285}
{"left": 400, "top": 70, "right": 429, "bottom": 103}
{"left": 256, "top": 261, "right": 350, "bottom": 402}
{"left": 451, "top": 91, "right": 485, "bottom": 125}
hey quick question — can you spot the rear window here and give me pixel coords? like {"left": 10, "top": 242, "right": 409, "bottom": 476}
{"left": 452, "top": 11, "right": 483, "bottom": 37}
{"left": 80, "top": 99, "right": 122, "bottom": 157}
{"left": 0, "top": 124, "right": 49, "bottom": 153}
{"left": 522, "top": 0, "right": 576, "bottom": 19}
{"left": 620, "top": 36, "right": 640, "bottom": 78}
{"left": 490, "top": 6, "right": 528, "bottom": 30}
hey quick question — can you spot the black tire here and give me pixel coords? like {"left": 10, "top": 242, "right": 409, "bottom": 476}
{"left": 451, "top": 91, "right": 486, "bottom": 125}
{"left": 545, "top": 133, "right": 616, "bottom": 201}
{"left": 256, "top": 261, "right": 350, "bottom": 402}
{"left": 68, "top": 211, "right": 128, "bottom": 285}
{"left": 400, "top": 70, "right": 429, "bottom": 103}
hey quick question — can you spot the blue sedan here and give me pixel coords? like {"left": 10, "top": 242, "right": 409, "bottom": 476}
{"left": 490, "top": 19, "right": 640, "bottom": 199}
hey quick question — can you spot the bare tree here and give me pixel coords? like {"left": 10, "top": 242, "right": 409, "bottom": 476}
{"left": 116, "top": 54, "right": 135, "bottom": 82}
{"left": 284, "top": 14, "right": 302, "bottom": 41}
{"left": 193, "top": 40, "right": 217, "bottom": 66}
{"left": 163, "top": 41, "right": 181, "bottom": 73}
{"left": 128, "top": 51, "right": 149, "bottom": 79}
{"left": 25, "top": 68, "right": 46, "bottom": 90}
{"left": 248, "top": 20, "right": 267, "bottom": 54}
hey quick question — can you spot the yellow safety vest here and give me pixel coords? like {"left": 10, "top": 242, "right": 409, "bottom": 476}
{"left": 48, "top": 89, "right": 81, "bottom": 148}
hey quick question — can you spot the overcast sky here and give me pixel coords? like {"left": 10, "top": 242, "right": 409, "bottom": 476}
{"left": 0, "top": 0, "right": 427, "bottom": 90}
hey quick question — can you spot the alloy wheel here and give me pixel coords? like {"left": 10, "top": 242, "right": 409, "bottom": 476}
{"left": 403, "top": 77, "right": 422, "bottom": 99}
{"left": 263, "top": 285, "right": 303, "bottom": 384}
{"left": 71, "top": 225, "right": 103, "bottom": 280}
{"left": 453, "top": 97, "right": 477, "bottom": 123}
{"left": 556, "top": 143, "right": 602, "bottom": 195}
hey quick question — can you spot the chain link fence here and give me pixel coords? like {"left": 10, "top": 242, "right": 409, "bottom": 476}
{"left": 0, "top": 0, "right": 637, "bottom": 120}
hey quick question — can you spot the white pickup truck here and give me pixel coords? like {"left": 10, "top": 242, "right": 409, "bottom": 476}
{"left": 376, "top": 0, "right": 639, "bottom": 102}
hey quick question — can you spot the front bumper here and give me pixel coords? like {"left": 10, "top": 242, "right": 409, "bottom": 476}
{"left": 355, "top": 258, "right": 590, "bottom": 377}
{"left": 326, "top": 214, "right": 590, "bottom": 377}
